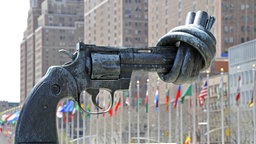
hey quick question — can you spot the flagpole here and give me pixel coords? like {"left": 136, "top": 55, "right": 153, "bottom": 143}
{"left": 128, "top": 83, "right": 131, "bottom": 144}
{"left": 89, "top": 101, "right": 92, "bottom": 144}
{"left": 168, "top": 84, "right": 172, "bottom": 143}
{"left": 237, "top": 66, "right": 241, "bottom": 144}
{"left": 111, "top": 93, "right": 115, "bottom": 144}
{"left": 104, "top": 95, "right": 106, "bottom": 144}
{"left": 147, "top": 79, "right": 150, "bottom": 143}
{"left": 220, "top": 68, "right": 224, "bottom": 144}
{"left": 96, "top": 114, "right": 98, "bottom": 144}
{"left": 77, "top": 100, "right": 80, "bottom": 144}
{"left": 157, "top": 78, "right": 160, "bottom": 143}
{"left": 83, "top": 103, "right": 86, "bottom": 144}
{"left": 237, "top": 102, "right": 240, "bottom": 144}
{"left": 61, "top": 111, "right": 64, "bottom": 144}
{"left": 192, "top": 82, "right": 196, "bottom": 144}
{"left": 56, "top": 113, "right": 60, "bottom": 143}
{"left": 71, "top": 109, "right": 74, "bottom": 143}
{"left": 176, "top": 100, "right": 179, "bottom": 143}
{"left": 206, "top": 70, "right": 210, "bottom": 144}
{"left": 111, "top": 98, "right": 114, "bottom": 144}
{"left": 136, "top": 80, "right": 140, "bottom": 143}
{"left": 252, "top": 64, "right": 256, "bottom": 144}
{"left": 120, "top": 92, "right": 123, "bottom": 144}
{"left": 66, "top": 100, "right": 69, "bottom": 144}
{"left": 180, "top": 102, "right": 183, "bottom": 144}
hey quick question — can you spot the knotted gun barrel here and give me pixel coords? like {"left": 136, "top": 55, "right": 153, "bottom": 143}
{"left": 157, "top": 11, "right": 216, "bottom": 84}
{"left": 15, "top": 11, "right": 216, "bottom": 143}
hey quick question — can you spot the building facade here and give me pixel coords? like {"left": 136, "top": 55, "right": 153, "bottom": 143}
{"left": 84, "top": 0, "right": 149, "bottom": 105}
{"left": 229, "top": 39, "right": 256, "bottom": 143}
{"left": 0, "top": 101, "right": 19, "bottom": 113}
{"left": 148, "top": 0, "right": 256, "bottom": 57}
{"left": 20, "top": 0, "right": 84, "bottom": 103}
{"left": 83, "top": 0, "right": 149, "bottom": 143}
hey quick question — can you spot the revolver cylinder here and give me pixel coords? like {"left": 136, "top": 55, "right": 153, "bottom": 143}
{"left": 90, "top": 46, "right": 177, "bottom": 80}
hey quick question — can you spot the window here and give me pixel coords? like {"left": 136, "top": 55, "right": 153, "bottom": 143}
{"left": 241, "top": 4, "right": 249, "bottom": 10}
{"left": 241, "top": 26, "right": 250, "bottom": 32}
{"left": 241, "top": 38, "right": 245, "bottom": 43}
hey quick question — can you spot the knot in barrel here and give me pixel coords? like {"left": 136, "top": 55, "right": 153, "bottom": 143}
{"left": 156, "top": 11, "right": 216, "bottom": 84}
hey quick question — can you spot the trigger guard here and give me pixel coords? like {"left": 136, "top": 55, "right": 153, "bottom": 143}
{"left": 78, "top": 90, "right": 115, "bottom": 114}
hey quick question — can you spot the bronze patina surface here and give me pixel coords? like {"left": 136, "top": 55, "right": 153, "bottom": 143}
{"left": 15, "top": 11, "right": 216, "bottom": 144}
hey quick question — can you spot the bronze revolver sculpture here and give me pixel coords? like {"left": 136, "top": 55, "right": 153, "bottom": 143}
{"left": 15, "top": 11, "right": 216, "bottom": 143}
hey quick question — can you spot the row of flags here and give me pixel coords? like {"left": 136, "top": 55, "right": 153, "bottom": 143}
{"left": 197, "top": 74, "right": 254, "bottom": 108}
{"left": 1, "top": 79, "right": 224, "bottom": 125}
{"left": 55, "top": 74, "right": 254, "bottom": 122}
{"left": 152, "top": 83, "right": 193, "bottom": 111}
{"left": 0, "top": 110, "right": 20, "bottom": 124}
{"left": 54, "top": 83, "right": 195, "bottom": 122}
{"left": 56, "top": 96, "right": 123, "bottom": 121}
{"left": 1, "top": 75, "right": 246, "bottom": 125}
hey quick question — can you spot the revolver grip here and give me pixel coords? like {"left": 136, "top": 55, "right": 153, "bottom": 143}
{"left": 15, "top": 66, "right": 78, "bottom": 144}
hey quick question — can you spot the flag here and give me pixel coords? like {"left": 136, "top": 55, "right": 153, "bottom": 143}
{"left": 126, "top": 81, "right": 132, "bottom": 106}
{"left": 136, "top": 93, "right": 139, "bottom": 112}
{"left": 108, "top": 102, "right": 113, "bottom": 117}
{"left": 248, "top": 90, "right": 254, "bottom": 107}
{"left": 125, "top": 96, "right": 130, "bottom": 106}
{"left": 154, "top": 89, "right": 159, "bottom": 111}
{"left": 114, "top": 96, "right": 121, "bottom": 115}
{"left": 185, "top": 135, "right": 191, "bottom": 144}
{"left": 235, "top": 76, "right": 241, "bottom": 105}
{"left": 102, "top": 96, "right": 106, "bottom": 117}
{"left": 96, "top": 96, "right": 100, "bottom": 118}
{"left": 145, "top": 89, "right": 149, "bottom": 113}
{"left": 60, "top": 100, "right": 74, "bottom": 112}
{"left": 96, "top": 96, "right": 100, "bottom": 112}
{"left": 1, "top": 114, "right": 7, "bottom": 122}
{"left": 180, "top": 84, "right": 192, "bottom": 103}
{"left": 63, "top": 113, "right": 68, "bottom": 122}
{"left": 217, "top": 77, "right": 223, "bottom": 106}
{"left": 7, "top": 111, "right": 20, "bottom": 123}
{"left": 165, "top": 87, "right": 170, "bottom": 111}
{"left": 80, "top": 103, "right": 85, "bottom": 118}
{"left": 198, "top": 81, "right": 208, "bottom": 107}
{"left": 70, "top": 102, "right": 79, "bottom": 119}
{"left": 173, "top": 85, "right": 181, "bottom": 108}
{"left": 5, "top": 113, "right": 12, "bottom": 122}
{"left": 86, "top": 103, "right": 91, "bottom": 118}
{"left": 56, "top": 102, "right": 63, "bottom": 118}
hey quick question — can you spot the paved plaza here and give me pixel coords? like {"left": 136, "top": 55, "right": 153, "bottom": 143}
{"left": 0, "top": 131, "right": 13, "bottom": 144}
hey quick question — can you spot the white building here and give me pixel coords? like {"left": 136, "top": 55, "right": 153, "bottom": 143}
{"left": 229, "top": 39, "right": 256, "bottom": 143}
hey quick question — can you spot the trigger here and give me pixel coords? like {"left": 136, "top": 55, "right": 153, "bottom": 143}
{"left": 87, "top": 89, "right": 103, "bottom": 109}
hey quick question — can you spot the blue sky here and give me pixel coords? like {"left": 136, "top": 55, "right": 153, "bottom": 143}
{"left": 0, "top": 2, "right": 29, "bottom": 102}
